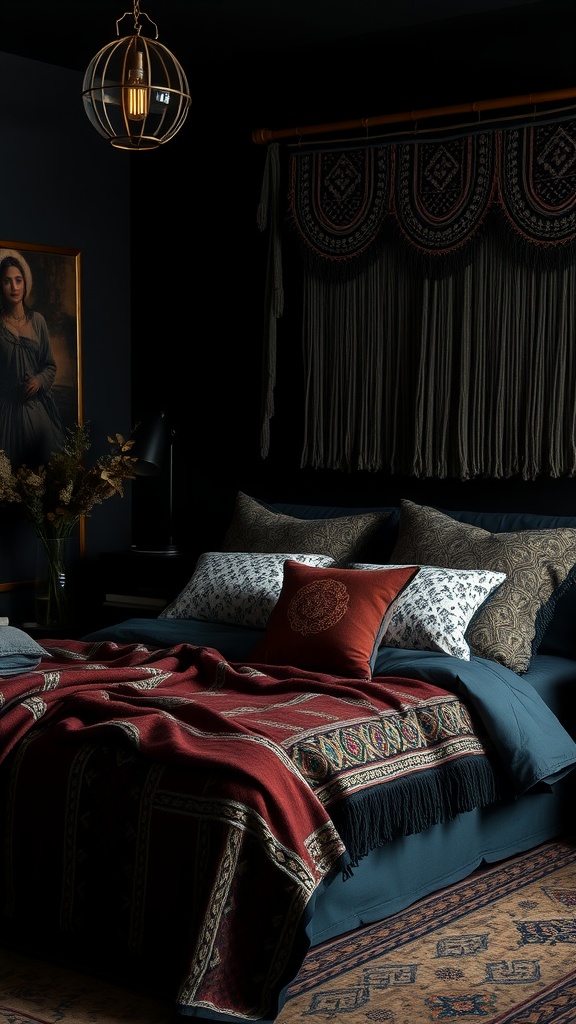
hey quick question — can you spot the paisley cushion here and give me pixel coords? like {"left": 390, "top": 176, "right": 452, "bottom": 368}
{"left": 222, "top": 491, "right": 391, "bottom": 565}
{"left": 390, "top": 500, "right": 576, "bottom": 673}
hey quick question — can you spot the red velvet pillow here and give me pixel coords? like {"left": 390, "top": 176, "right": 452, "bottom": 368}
{"left": 251, "top": 560, "right": 419, "bottom": 678}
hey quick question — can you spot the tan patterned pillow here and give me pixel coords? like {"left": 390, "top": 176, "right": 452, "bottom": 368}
{"left": 222, "top": 492, "right": 391, "bottom": 565}
{"left": 390, "top": 499, "right": 576, "bottom": 673}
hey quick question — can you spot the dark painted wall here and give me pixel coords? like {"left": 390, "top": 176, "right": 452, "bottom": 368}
{"left": 1, "top": 6, "right": 569, "bottom": 622}
{"left": 2, "top": 2, "right": 572, "bottom": 609}
{"left": 0, "top": 53, "right": 131, "bottom": 622}
{"left": 129, "top": 1, "right": 576, "bottom": 555}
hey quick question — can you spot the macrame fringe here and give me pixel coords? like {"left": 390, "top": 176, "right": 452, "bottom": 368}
{"left": 260, "top": 117, "right": 576, "bottom": 476}
{"left": 258, "top": 143, "right": 284, "bottom": 458}
{"left": 291, "top": 206, "right": 576, "bottom": 285}
{"left": 298, "top": 228, "right": 576, "bottom": 479}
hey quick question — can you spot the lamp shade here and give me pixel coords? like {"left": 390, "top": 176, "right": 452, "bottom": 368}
{"left": 131, "top": 411, "right": 181, "bottom": 555}
{"left": 82, "top": 30, "right": 191, "bottom": 150}
{"left": 131, "top": 411, "right": 167, "bottom": 476}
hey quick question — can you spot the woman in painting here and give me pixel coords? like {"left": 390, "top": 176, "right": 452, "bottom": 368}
{"left": 0, "top": 253, "right": 64, "bottom": 467}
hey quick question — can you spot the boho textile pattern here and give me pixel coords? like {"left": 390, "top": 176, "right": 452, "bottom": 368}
{"left": 289, "top": 117, "right": 576, "bottom": 260}
{"left": 287, "top": 578, "right": 349, "bottom": 635}
{"left": 281, "top": 839, "right": 576, "bottom": 1024}
{"left": 288, "top": 690, "right": 486, "bottom": 802}
{"left": 289, "top": 147, "right": 391, "bottom": 262}
{"left": 394, "top": 133, "right": 496, "bottom": 252}
{"left": 500, "top": 119, "right": 576, "bottom": 244}
{"left": 0, "top": 638, "right": 502, "bottom": 1022}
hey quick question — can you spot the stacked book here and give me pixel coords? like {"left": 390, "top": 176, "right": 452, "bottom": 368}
{"left": 103, "top": 593, "right": 168, "bottom": 611}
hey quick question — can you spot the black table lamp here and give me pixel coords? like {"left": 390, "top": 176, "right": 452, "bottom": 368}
{"left": 131, "top": 411, "right": 180, "bottom": 556}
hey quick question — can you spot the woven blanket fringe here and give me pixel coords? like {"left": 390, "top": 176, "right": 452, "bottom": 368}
{"left": 333, "top": 756, "right": 501, "bottom": 876}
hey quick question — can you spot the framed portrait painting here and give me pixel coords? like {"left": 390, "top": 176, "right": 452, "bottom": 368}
{"left": 0, "top": 240, "right": 82, "bottom": 591}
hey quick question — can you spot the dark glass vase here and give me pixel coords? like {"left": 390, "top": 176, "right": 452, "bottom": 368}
{"left": 35, "top": 537, "right": 72, "bottom": 628}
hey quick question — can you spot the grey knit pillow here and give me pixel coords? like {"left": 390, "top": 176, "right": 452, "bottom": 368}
{"left": 222, "top": 492, "right": 391, "bottom": 565}
{"left": 390, "top": 500, "right": 576, "bottom": 673}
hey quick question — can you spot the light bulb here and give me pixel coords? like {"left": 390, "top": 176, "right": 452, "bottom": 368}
{"left": 125, "top": 49, "right": 149, "bottom": 121}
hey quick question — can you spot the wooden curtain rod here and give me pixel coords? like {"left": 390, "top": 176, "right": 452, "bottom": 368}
{"left": 251, "top": 86, "right": 576, "bottom": 145}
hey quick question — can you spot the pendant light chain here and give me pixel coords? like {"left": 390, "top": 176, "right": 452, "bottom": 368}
{"left": 132, "top": 1, "right": 142, "bottom": 34}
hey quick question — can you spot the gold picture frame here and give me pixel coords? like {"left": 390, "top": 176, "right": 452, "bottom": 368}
{"left": 0, "top": 239, "right": 83, "bottom": 591}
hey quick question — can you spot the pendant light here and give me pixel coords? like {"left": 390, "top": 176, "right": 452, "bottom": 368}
{"left": 82, "top": 1, "right": 191, "bottom": 151}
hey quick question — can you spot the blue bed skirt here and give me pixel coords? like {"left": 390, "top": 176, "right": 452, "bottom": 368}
{"left": 308, "top": 779, "right": 571, "bottom": 944}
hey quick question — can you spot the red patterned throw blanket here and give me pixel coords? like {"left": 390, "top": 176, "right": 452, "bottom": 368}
{"left": 0, "top": 640, "right": 497, "bottom": 1022}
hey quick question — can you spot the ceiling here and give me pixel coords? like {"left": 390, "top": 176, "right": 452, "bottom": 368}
{"left": 2, "top": 0, "right": 551, "bottom": 72}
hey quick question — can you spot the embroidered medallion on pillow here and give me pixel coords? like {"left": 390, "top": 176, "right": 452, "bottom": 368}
{"left": 251, "top": 561, "right": 419, "bottom": 678}
{"left": 352, "top": 563, "right": 506, "bottom": 660}
{"left": 160, "top": 551, "right": 335, "bottom": 628}
{"left": 390, "top": 500, "right": 576, "bottom": 673}
{"left": 222, "top": 491, "right": 391, "bottom": 564}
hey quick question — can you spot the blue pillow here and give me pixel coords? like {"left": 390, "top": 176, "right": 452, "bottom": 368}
{"left": 0, "top": 626, "right": 51, "bottom": 676}
{"left": 442, "top": 509, "right": 576, "bottom": 532}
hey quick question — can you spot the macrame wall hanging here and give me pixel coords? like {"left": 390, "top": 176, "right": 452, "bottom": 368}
{"left": 258, "top": 111, "right": 576, "bottom": 480}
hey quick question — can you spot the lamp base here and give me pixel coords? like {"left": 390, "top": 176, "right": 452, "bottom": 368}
{"left": 130, "top": 543, "right": 182, "bottom": 558}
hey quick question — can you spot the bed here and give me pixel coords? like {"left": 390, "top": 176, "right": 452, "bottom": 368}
{"left": 1, "top": 493, "right": 576, "bottom": 1023}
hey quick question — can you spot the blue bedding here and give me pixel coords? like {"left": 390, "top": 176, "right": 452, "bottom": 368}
{"left": 84, "top": 616, "right": 263, "bottom": 660}
{"left": 372, "top": 647, "right": 576, "bottom": 793}
{"left": 83, "top": 616, "right": 576, "bottom": 800}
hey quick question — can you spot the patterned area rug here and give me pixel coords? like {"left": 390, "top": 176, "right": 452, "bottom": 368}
{"left": 0, "top": 950, "right": 178, "bottom": 1024}
{"left": 0, "top": 837, "right": 575, "bottom": 1024}
{"left": 277, "top": 836, "right": 576, "bottom": 1024}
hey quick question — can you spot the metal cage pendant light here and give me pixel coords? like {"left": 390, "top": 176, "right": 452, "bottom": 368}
{"left": 82, "top": 2, "right": 191, "bottom": 151}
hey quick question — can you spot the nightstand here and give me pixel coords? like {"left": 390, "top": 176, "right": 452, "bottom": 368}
{"left": 95, "top": 549, "right": 196, "bottom": 623}
{"left": 19, "top": 622, "right": 86, "bottom": 641}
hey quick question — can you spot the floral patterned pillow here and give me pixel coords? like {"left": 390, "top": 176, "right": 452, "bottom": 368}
{"left": 159, "top": 551, "right": 335, "bottom": 628}
{"left": 353, "top": 563, "right": 506, "bottom": 660}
